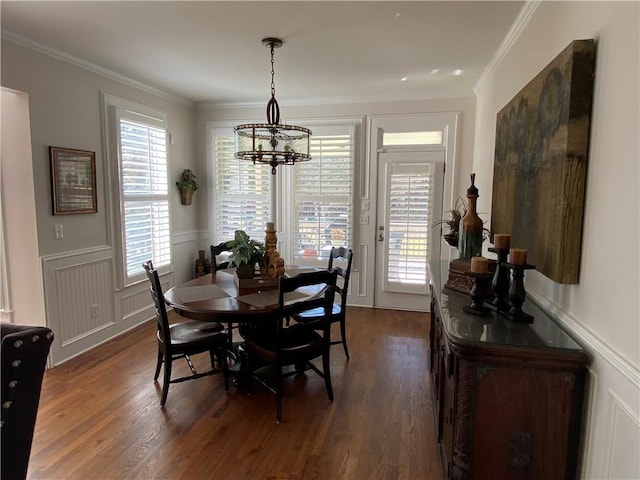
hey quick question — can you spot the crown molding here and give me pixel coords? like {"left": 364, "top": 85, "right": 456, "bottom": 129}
{"left": 474, "top": 0, "right": 541, "bottom": 94}
{"left": 2, "top": 31, "right": 192, "bottom": 107}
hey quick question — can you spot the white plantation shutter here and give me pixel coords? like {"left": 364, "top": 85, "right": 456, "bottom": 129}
{"left": 213, "top": 136, "right": 271, "bottom": 241}
{"left": 118, "top": 115, "right": 170, "bottom": 280}
{"left": 386, "top": 163, "right": 433, "bottom": 285}
{"left": 292, "top": 130, "right": 353, "bottom": 265}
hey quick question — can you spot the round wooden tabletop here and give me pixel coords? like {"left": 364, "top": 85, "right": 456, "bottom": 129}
{"left": 164, "top": 268, "right": 322, "bottom": 322}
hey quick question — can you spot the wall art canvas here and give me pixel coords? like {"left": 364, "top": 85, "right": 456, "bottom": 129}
{"left": 491, "top": 39, "right": 595, "bottom": 284}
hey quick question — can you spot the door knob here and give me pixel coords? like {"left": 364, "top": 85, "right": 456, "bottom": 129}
{"left": 377, "top": 225, "right": 384, "bottom": 242}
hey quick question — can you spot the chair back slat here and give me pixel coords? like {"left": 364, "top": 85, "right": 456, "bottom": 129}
{"left": 210, "top": 242, "right": 232, "bottom": 271}
{"left": 278, "top": 270, "right": 337, "bottom": 333}
{"left": 327, "top": 247, "right": 354, "bottom": 311}
{"left": 142, "top": 261, "right": 171, "bottom": 344}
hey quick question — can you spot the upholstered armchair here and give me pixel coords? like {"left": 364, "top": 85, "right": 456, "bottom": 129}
{"left": 1, "top": 324, "right": 54, "bottom": 480}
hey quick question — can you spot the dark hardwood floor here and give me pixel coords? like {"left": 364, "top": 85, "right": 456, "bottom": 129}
{"left": 27, "top": 307, "right": 441, "bottom": 479}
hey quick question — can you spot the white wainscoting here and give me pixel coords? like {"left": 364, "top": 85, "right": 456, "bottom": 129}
{"left": 42, "top": 232, "right": 207, "bottom": 365}
{"left": 42, "top": 246, "right": 118, "bottom": 365}
{"left": 529, "top": 292, "right": 640, "bottom": 480}
{"left": 172, "top": 230, "right": 209, "bottom": 286}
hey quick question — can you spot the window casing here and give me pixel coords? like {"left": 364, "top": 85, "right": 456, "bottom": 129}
{"left": 103, "top": 94, "right": 171, "bottom": 285}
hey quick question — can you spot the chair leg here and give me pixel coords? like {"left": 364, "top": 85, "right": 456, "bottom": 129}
{"left": 223, "top": 367, "right": 230, "bottom": 392}
{"left": 339, "top": 318, "right": 350, "bottom": 360}
{"left": 322, "top": 348, "right": 334, "bottom": 401}
{"left": 160, "top": 357, "right": 172, "bottom": 406}
{"left": 275, "top": 363, "right": 283, "bottom": 423}
{"left": 154, "top": 350, "right": 163, "bottom": 381}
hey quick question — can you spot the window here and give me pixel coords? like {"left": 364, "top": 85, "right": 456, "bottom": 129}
{"left": 386, "top": 162, "right": 434, "bottom": 285}
{"left": 210, "top": 122, "right": 356, "bottom": 266}
{"left": 292, "top": 129, "right": 354, "bottom": 265}
{"left": 383, "top": 131, "right": 442, "bottom": 146}
{"left": 213, "top": 135, "right": 271, "bottom": 241}
{"left": 103, "top": 94, "right": 171, "bottom": 284}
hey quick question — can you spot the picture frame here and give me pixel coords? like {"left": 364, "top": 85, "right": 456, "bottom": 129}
{"left": 50, "top": 146, "right": 97, "bottom": 215}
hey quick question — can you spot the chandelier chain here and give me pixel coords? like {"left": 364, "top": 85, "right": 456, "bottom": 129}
{"left": 270, "top": 44, "right": 276, "bottom": 99}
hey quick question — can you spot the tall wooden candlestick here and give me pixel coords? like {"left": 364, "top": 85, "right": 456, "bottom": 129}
{"left": 488, "top": 247, "right": 510, "bottom": 312}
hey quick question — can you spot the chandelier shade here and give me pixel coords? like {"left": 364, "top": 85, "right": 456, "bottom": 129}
{"left": 234, "top": 37, "right": 312, "bottom": 175}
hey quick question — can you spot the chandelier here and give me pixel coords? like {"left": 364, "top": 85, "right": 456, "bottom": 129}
{"left": 234, "top": 38, "right": 311, "bottom": 175}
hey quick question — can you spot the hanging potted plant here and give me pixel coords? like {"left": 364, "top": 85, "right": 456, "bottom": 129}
{"left": 225, "top": 230, "right": 266, "bottom": 279}
{"left": 176, "top": 168, "right": 198, "bottom": 205}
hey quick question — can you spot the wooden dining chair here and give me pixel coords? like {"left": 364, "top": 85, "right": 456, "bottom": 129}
{"left": 210, "top": 241, "right": 232, "bottom": 271}
{"left": 242, "top": 269, "right": 338, "bottom": 423}
{"left": 292, "top": 247, "right": 354, "bottom": 359}
{"left": 143, "top": 261, "right": 229, "bottom": 406}
{"left": 210, "top": 241, "right": 239, "bottom": 346}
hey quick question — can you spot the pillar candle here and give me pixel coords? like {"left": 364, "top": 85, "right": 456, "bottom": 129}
{"left": 470, "top": 256, "right": 489, "bottom": 274}
{"left": 509, "top": 248, "right": 528, "bottom": 265}
{"left": 493, "top": 233, "right": 511, "bottom": 250}
{"left": 266, "top": 222, "right": 275, "bottom": 231}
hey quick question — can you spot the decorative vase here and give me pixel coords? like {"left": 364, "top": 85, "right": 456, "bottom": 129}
{"left": 457, "top": 173, "right": 483, "bottom": 259}
{"left": 180, "top": 188, "right": 193, "bottom": 205}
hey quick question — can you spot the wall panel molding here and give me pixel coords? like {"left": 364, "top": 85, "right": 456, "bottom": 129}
{"left": 529, "top": 289, "right": 640, "bottom": 479}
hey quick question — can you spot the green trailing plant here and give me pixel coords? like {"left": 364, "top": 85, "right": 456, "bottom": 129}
{"left": 176, "top": 168, "right": 198, "bottom": 191}
{"left": 225, "top": 230, "right": 266, "bottom": 267}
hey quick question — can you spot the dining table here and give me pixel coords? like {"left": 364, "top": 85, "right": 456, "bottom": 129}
{"left": 163, "top": 266, "right": 323, "bottom": 323}
{"left": 164, "top": 266, "right": 325, "bottom": 383}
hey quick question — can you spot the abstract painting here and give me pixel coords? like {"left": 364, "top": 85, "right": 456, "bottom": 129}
{"left": 491, "top": 39, "right": 596, "bottom": 284}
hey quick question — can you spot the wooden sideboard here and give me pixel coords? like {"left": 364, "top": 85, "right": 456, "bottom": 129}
{"left": 428, "top": 261, "right": 588, "bottom": 479}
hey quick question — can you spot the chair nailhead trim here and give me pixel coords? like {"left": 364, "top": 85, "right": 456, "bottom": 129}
{"left": 8, "top": 381, "right": 17, "bottom": 389}
{"left": 11, "top": 360, "right": 21, "bottom": 368}
{"left": 3, "top": 401, "right": 12, "bottom": 409}
{"left": 32, "top": 334, "right": 40, "bottom": 342}
{"left": 13, "top": 340, "right": 23, "bottom": 348}
{"left": 46, "top": 332, "right": 54, "bottom": 340}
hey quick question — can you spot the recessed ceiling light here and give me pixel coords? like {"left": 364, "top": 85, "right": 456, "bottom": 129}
{"left": 430, "top": 69, "right": 440, "bottom": 75}
{"left": 395, "top": 12, "right": 401, "bottom": 18}
{"left": 453, "top": 69, "right": 463, "bottom": 76}
{"left": 401, "top": 76, "right": 407, "bottom": 82}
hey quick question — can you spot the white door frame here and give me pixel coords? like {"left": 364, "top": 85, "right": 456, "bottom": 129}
{"left": 366, "top": 113, "right": 459, "bottom": 311}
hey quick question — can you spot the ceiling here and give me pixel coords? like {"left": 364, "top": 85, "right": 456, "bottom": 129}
{"left": 1, "top": 1, "right": 524, "bottom": 106}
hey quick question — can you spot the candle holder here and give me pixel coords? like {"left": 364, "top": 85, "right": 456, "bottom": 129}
{"left": 503, "top": 263, "right": 536, "bottom": 323}
{"left": 463, "top": 272, "right": 493, "bottom": 316}
{"left": 488, "top": 247, "right": 510, "bottom": 312}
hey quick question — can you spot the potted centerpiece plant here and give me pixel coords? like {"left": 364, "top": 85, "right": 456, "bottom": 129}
{"left": 176, "top": 168, "right": 198, "bottom": 205}
{"left": 225, "top": 230, "right": 266, "bottom": 279}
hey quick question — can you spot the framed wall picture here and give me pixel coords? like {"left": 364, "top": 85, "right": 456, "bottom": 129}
{"left": 50, "top": 146, "right": 97, "bottom": 215}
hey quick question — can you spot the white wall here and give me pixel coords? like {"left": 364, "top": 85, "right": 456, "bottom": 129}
{"left": 1, "top": 40, "right": 201, "bottom": 364}
{"left": 473, "top": 2, "right": 639, "bottom": 477}
{"left": 0, "top": 88, "right": 46, "bottom": 327}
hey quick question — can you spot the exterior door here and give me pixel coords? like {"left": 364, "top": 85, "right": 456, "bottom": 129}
{"left": 374, "top": 150, "right": 444, "bottom": 311}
